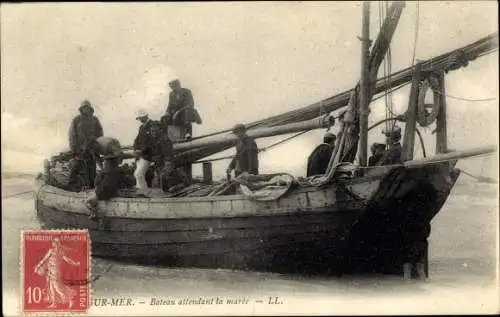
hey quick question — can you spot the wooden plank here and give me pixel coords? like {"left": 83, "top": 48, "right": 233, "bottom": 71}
{"left": 202, "top": 162, "right": 213, "bottom": 184}
{"left": 37, "top": 204, "right": 362, "bottom": 232}
{"left": 88, "top": 230, "right": 348, "bottom": 258}
{"left": 37, "top": 181, "right": 379, "bottom": 219}
{"left": 403, "top": 146, "right": 496, "bottom": 168}
{"left": 39, "top": 215, "right": 350, "bottom": 245}
{"left": 435, "top": 71, "right": 448, "bottom": 153}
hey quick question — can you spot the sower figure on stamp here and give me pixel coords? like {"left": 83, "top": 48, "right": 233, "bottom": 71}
{"left": 34, "top": 238, "right": 81, "bottom": 309}
{"left": 306, "top": 132, "right": 337, "bottom": 177}
{"left": 226, "top": 124, "right": 259, "bottom": 179}
{"left": 68, "top": 100, "right": 104, "bottom": 189}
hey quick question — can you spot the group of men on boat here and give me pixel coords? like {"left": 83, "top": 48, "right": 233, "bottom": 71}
{"left": 306, "top": 125, "right": 403, "bottom": 177}
{"left": 43, "top": 78, "right": 265, "bottom": 218}
{"left": 47, "top": 74, "right": 405, "bottom": 210}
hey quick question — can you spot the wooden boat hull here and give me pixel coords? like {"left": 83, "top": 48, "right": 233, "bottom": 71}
{"left": 33, "top": 161, "right": 459, "bottom": 274}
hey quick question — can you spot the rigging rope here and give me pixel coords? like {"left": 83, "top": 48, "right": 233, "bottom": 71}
{"left": 433, "top": 89, "right": 496, "bottom": 102}
{"left": 2, "top": 190, "right": 33, "bottom": 199}
{"left": 459, "top": 169, "right": 497, "bottom": 183}
{"left": 411, "top": 1, "right": 420, "bottom": 66}
{"left": 379, "top": 1, "right": 397, "bottom": 131}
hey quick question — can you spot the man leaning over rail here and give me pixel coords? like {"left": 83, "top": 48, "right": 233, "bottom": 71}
{"left": 85, "top": 137, "right": 124, "bottom": 219}
{"left": 226, "top": 124, "right": 259, "bottom": 179}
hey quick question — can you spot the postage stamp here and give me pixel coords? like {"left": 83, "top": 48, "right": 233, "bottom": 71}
{"left": 21, "top": 230, "right": 91, "bottom": 314}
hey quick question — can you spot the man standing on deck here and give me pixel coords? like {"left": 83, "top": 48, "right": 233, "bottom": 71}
{"left": 68, "top": 100, "right": 104, "bottom": 188}
{"left": 148, "top": 121, "right": 176, "bottom": 190}
{"left": 226, "top": 124, "right": 259, "bottom": 178}
{"left": 133, "top": 109, "right": 154, "bottom": 195}
{"left": 368, "top": 143, "right": 386, "bottom": 166}
{"left": 162, "top": 79, "right": 201, "bottom": 181}
{"left": 306, "top": 132, "right": 337, "bottom": 177}
{"left": 162, "top": 79, "right": 201, "bottom": 141}
{"left": 379, "top": 125, "right": 403, "bottom": 165}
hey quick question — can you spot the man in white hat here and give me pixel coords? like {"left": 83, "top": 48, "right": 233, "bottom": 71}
{"left": 133, "top": 109, "right": 154, "bottom": 194}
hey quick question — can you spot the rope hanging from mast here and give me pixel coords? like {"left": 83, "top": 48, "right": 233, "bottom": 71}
{"left": 411, "top": 1, "right": 420, "bottom": 66}
{"left": 380, "top": 1, "right": 396, "bottom": 133}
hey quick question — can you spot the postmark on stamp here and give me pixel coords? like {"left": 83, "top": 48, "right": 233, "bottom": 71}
{"left": 21, "top": 230, "right": 91, "bottom": 314}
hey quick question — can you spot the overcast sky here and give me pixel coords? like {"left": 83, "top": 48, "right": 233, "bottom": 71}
{"left": 1, "top": 2, "right": 498, "bottom": 176}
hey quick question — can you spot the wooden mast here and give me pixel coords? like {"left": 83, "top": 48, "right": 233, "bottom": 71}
{"left": 435, "top": 71, "right": 448, "bottom": 153}
{"left": 402, "top": 63, "right": 421, "bottom": 161}
{"left": 359, "top": 1, "right": 371, "bottom": 166}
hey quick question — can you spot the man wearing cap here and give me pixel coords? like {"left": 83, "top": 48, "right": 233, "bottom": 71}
{"left": 380, "top": 125, "right": 403, "bottom": 165}
{"left": 133, "top": 109, "right": 154, "bottom": 194}
{"left": 68, "top": 100, "right": 104, "bottom": 188}
{"left": 159, "top": 161, "right": 191, "bottom": 194}
{"left": 148, "top": 121, "right": 176, "bottom": 190}
{"left": 85, "top": 136, "right": 124, "bottom": 219}
{"left": 163, "top": 79, "right": 200, "bottom": 141}
{"left": 227, "top": 124, "right": 259, "bottom": 178}
{"left": 368, "top": 142, "right": 386, "bottom": 167}
{"left": 306, "top": 132, "right": 337, "bottom": 177}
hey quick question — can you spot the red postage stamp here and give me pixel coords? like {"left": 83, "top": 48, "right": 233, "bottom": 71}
{"left": 21, "top": 230, "right": 91, "bottom": 314}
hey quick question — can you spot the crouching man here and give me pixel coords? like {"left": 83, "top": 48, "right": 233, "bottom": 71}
{"left": 85, "top": 137, "right": 123, "bottom": 219}
{"left": 158, "top": 161, "right": 191, "bottom": 194}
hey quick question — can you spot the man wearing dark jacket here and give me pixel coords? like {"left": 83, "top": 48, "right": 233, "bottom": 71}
{"left": 148, "top": 121, "right": 175, "bottom": 189}
{"left": 163, "top": 79, "right": 196, "bottom": 139}
{"left": 85, "top": 136, "right": 123, "bottom": 219}
{"left": 368, "top": 143, "right": 386, "bottom": 167}
{"left": 68, "top": 100, "right": 103, "bottom": 188}
{"left": 380, "top": 125, "right": 403, "bottom": 165}
{"left": 227, "top": 124, "right": 259, "bottom": 178}
{"left": 306, "top": 132, "right": 337, "bottom": 177}
{"left": 160, "top": 161, "right": 191, "bottom": 193}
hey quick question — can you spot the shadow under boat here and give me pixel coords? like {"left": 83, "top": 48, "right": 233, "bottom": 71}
{"left": 33, "top": 160, "right": 459, "bottom": 277}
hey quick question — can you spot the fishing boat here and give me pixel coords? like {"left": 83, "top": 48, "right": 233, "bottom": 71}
{"left": 33, "top": 2, "right": 497, "bottom": 276}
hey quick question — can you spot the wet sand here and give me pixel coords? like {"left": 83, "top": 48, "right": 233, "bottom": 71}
{"left": 2, "top": 176, "right": 498, "bottom": 315}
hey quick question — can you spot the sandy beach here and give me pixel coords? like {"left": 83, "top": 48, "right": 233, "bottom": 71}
{"left": 1, "top": 175, "right": 498, "bottom": 315}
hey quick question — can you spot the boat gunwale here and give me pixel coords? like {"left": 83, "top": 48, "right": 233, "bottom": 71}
{"left": 34, "top": 167, "right": 391, "bottom": 204}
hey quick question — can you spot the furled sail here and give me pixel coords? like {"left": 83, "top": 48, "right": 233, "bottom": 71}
{"left": 123, "top": 31, "right": 497, "bottom": 163}
{"left": 174, "top": 34, "right": 498, "bottom": 163}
